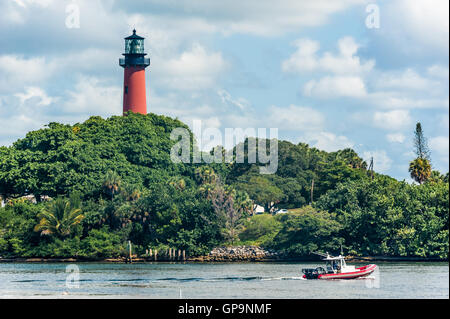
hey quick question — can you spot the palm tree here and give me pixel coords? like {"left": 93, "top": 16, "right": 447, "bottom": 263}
{"left": 409, "top": 158, "right": 432, "bottom": 184}
{"left": 103, "top": 170, "right": 121, "bottom": 200}
{"left": 121, "top": 184, "right": 142, "bottom": 201}
{"left": 232, "top": 190, "right": 253, "bottom": 216}
{"left": 34, "top": 197, "right": 84, "bottom": 237}
{"left": 194, "top": 167, "right": 217, "bottom": 185}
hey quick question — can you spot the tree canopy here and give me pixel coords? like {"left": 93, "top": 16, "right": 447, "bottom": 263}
{"left": 0, "top": 113, "right": 447, "bottom": 260}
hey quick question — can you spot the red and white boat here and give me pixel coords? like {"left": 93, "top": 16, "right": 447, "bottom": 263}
{"left": 302, "top": 252, "right": 377, "bottom": 280}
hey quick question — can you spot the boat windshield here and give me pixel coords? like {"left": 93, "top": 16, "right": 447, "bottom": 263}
{"left": 326, "top": 260, "right": 341, "bottom": 273}
{"left": 326, "top": 261, "right": 333, "bottom": 273}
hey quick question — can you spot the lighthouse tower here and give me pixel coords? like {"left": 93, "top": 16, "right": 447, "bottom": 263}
{"left": 119, "top": 29, "right": 150, "bottom": 115}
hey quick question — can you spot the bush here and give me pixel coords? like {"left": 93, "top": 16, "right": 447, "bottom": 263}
{"left": 239, "top": 214, "right": 282, "bottom": 245}
{"left": 79, "top": 227, "right": 126, "bottom": 259}
{"left": 268, "top": 206, "right": 343, "bottom": 257}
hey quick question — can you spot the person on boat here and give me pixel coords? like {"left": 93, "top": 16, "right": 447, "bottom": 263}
{"left": 332, "top": 260, "right": 338, "bottom": 271}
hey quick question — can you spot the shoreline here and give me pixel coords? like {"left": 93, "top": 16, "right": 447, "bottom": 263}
{"left": 1, "top": 245, "right": 446, "bottom": 264}
{"left": 0, "top": 256, "right": 447, "bottom": 263}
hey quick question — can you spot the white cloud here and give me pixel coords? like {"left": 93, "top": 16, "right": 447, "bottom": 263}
{"left": 303, "top": 76, "right": 367, "bottom": 98}
{"left": 0, "top": 55, "right": 56, "bottom": 92}
{"left": 369, "top": 93, "right": 449, "bottom": 110}
{"left": 373, "top": 110, "right": 412, "bottom": 130}
{"left": 118, "top": 0, "right": 367, "bottom": 36}
{"left": 12, "top": 0, "right": 53, "bottom": 8}
{"left": 440, "top": 115, "right": 449, "bottom": 130}
{"left": 282, "top": 36, "right": 374, "bottom": 75}
{"left": 427, "top": 65, "right": 450, "bottom": 79}
{"left": 0, "top": 113, "right": 43, "bottom": 146}
{"left": 383, "top": 0, "right": 449, "bottom": 53}
{"left": 305, "top": 131, "right": 354, "bottom": 152}
{"left": 57, "top": 49, "right": 119, "bottom": 75}
{"left": 429, "top": 136, "right": 450, "bottom": 172}
{"left": 403, "top": 151, "right": 416, "bottom": 159}
{"left": 1, "top": 1, "right": 123, "bottom": 49}
{"left": 283, "top": 37, "right": 448, "bottom": 110}
{"left": 0, "top": 0, "right": 53, "bottom": 25}
{"left": 362, "top": 150, "right": 392, "bottom": 173}
{"left": 149, "top": 89, "right": 255, "bottom": 132}
{"left": 63, "top": 77, "right": 121, "bottom": 116}
{"left": 154, "top": 44, "right": 227, "bottom": 90}
{"left": 430, "top": 136, "right": 449, "bottom": 156}
{"left": 125, "top": 13, "right": 218, "bottom": 57}
{"left": 15, "top": 86, "right": 54, "bottom": 106}
{"left": 281, "top": 39, "right": 321, "bottom": 72}
{"left": 267, "top": 105, "right": 324, "bottom": 131}
{"left": 217, "top": 89, "right": 250, "bottom": 110}
{"left": 386, "top": 133, "right": 406, "bottom": 143}
{"left": 373, "top": 69, "right": 438, "bottom": 91}
{"left": 320, "top": 37, "right": 375, "bottom": 74}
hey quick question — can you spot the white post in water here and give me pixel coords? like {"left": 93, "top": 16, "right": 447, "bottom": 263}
{"left": 128, "top": 240, "right": 132, "bottom": 263}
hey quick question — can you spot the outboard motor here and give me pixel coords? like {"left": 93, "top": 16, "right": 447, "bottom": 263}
{"left": 302, "top": 267, "right": 326, "bottom": 279}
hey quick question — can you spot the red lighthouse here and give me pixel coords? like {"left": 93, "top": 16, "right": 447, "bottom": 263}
{"left": 119, "top": 29, "right": 150, "bottom": 115}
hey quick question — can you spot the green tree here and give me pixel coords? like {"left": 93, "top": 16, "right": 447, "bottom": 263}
{"left": 239, "top": 214, "right": 282, "bottom": 245}
{"left": 195, "top": 166, "right": 218, "bottom": 185}
{"left": 168, "top": 177, "right": 186, "bottom": 191}
{"left": 210, "top": 182, "right": 243, "bottom": 244}
{"left": 409, "top": 122, "right": 432, "bottom": 185}
{"left": 335, "top": 148, "right": 368, "bottom": 169}
{"left": 233, "top": 190, "right": 253, "bottom": 217}
{"left": 269, "top": 206, "right": 343, "bottom": 256}
{"left": 429, "top": 170, "right": 446, "bottom": 184}
{"left": 409, "top": 158, "right": 432, "bottom": 185}
{"left": 413, "top": 122, "right": 431, "bottom": 160}
{"left": 236, "top": 176, "right": 285, "bottom": 213}
{"left": 102, "top": 170, "right": 121, "bottom": 200}
{"left": 316, "top": 176, "right": 449, "bottom": 258}
{"left": 0, "top": 113, "right": 447, "bottom": 260}
{"left": 34, "top": 197, "right": 85, "bottom": 237}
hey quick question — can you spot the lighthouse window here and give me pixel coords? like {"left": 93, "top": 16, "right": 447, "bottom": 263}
{"left": 124, "top": 86, "right": 128, "bottom": 94}
{"left": 125, "top": 39, "right": 144, "bottom": 54}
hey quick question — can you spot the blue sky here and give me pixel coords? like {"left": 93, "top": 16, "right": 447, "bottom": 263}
{"left": 0, "top": 0, "right": 448, "bottom": 180}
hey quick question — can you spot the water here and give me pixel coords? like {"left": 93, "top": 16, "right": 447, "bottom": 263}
{"left": 0, "top": 262, "right": 448, "bottom": 298}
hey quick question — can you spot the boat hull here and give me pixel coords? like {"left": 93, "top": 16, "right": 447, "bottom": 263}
{"left": 318, "top": 264, "right": 377, "bottom": 280}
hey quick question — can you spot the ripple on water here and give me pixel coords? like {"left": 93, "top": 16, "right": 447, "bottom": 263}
{"left": 0, "top": 262, "right": 448, "bottom": 298}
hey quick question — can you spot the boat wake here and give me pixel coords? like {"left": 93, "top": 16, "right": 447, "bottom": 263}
{"left": 261, "top": 276, "right": 306, "bottom": 281}
{"left": 110, "top": 276, "right": 307, "bottom": 284}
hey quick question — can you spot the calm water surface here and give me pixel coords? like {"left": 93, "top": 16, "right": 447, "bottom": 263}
{"left": 0, "top": 262, "right": 448, "bottom": 298}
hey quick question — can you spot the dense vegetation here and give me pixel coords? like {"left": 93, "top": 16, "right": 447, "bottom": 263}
{"left": 0, "top": 113, "right": 448, "bottom": 260}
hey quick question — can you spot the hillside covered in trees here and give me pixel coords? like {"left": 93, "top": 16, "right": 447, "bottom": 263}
{"left": 0, "top": 113, "right": 448, "bottom": 260}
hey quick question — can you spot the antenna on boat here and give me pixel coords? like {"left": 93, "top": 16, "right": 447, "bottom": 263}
{"left": 340, "top": 244, "right": 344, "bottom": 256}
{"left": 312, "top": 251, "right": 329, "bottom": 258}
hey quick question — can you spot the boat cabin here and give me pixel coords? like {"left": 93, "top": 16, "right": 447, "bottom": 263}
{"left": 322, "top": 253, "right": 356, "bottom": 274}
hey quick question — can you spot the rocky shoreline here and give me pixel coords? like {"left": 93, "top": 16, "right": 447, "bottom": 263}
{"left": 188, "top": 245, "right": 282, "bottom": 262}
